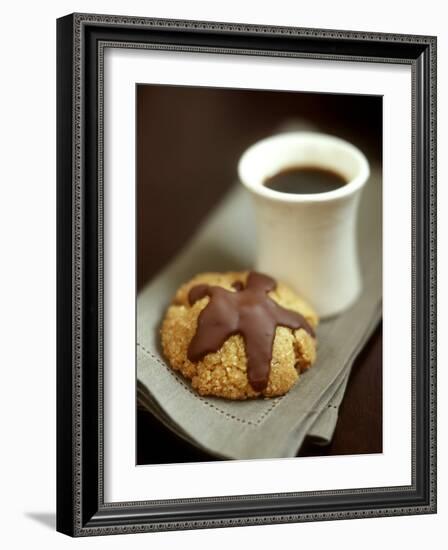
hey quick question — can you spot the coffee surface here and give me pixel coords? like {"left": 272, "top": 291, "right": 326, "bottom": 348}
{"left": 264, "top": 165, "right": 347, "bottom": 194}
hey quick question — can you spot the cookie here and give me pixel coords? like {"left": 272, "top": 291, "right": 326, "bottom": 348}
{"left": 160, "top": 271, "right": 318, "bottom": 400}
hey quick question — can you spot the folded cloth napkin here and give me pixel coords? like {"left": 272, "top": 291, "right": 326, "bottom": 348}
{"left": 137, "top": 162, "right": 382, "bottom": 459}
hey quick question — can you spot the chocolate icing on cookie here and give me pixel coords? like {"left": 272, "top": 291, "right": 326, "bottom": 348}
{"left": 187, "top": 271, "right": 315, "bottom": 391}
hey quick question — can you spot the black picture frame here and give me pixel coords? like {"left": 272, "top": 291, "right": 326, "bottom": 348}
{"left": 56, "top": 13, "right": 437, "bottom": 536}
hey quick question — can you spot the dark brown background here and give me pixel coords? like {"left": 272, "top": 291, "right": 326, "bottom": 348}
{"left": 137, "top": 84, "right": 382, "bottom": 464}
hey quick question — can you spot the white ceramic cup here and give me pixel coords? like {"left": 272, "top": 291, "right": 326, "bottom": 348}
{"left": 238, "top": 132, "right": 370, "bottom": 318}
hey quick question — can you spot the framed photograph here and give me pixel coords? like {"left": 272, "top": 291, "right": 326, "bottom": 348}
{"left": 56, "top": 13, "right": 437, "bottom": 536}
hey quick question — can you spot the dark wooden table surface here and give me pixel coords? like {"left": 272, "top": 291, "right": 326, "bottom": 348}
{"left": 136, "top": 84, "right": 383, "bottom": 464}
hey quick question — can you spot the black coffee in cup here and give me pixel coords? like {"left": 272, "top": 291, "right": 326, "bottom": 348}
{"left": 264, "top": 166, "right": 347, "bottom": 194}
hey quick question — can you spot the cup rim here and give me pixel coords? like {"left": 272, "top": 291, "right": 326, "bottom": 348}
{"left": 237, "top": 131, "right": 370, "bottom": 203}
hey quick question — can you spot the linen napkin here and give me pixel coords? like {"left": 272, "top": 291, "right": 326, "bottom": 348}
{"left": 137, "top": 162, "right": 381, "bottom": 459}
